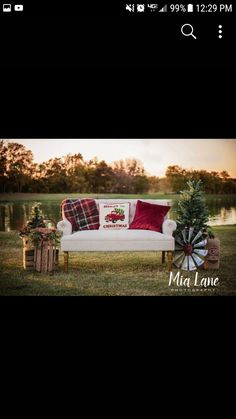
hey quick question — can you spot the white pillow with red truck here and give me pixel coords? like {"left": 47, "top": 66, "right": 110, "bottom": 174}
{"left": 99, "top": 203, "right": 130, "bottom": 230}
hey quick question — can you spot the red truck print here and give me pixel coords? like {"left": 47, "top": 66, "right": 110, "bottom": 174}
{"left": 105, "top": 210, "right": 125, "bottom": 223}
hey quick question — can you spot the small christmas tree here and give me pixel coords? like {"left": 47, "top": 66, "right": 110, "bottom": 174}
{"left": 176, "top": 180, "right": 209, "bottom": 235}
{"left": 26, "top": 204, "right": 46, "bottom": 229}
{"left": 19, "top": 203, "right": 46, "bottom": 237}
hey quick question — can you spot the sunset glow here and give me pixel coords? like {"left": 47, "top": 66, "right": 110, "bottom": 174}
{"left": 8, "top": 139, "right": 236, "bottom": 178}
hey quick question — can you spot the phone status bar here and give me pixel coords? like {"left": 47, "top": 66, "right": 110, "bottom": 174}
{"left": 125, "top": 3, "right": 233, "bottom": 14}
{"left": 0, "top": 2, "right": 233, "bottom": 15}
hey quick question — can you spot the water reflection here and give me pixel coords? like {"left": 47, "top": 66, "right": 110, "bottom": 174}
{"left": 0, "top": 202, "right": 61, "bottom": 232}
{"left": 0, "top": 198, "right": 236, "bottom": 231}
{"left": 209, "top": 207, "right": 236, "bottom": 226}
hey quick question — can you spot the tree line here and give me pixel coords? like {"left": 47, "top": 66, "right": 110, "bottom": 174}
{"left": 1, "top": 141, "right": 236, "bottom": 194}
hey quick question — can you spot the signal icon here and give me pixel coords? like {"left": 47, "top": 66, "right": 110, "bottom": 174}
{"left": 159, "top": 5, "right": 167, "bottom": 12}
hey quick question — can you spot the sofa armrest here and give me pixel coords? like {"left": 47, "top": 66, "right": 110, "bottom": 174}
{"left": 57, "top": 219, "right": 72, "bottom": 236}
{"left": 162, "top": 219, "right": 177, "bottom": 236}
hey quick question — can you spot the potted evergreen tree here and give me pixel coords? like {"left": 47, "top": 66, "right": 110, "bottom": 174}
{"left": 19, "top": 203, "right": 61, "bottom": 272}
{"left": 20, "top": 204, "right": 46, "bottom": 249}
{"left": 19, "top": 204, "right": 46, "bottom": 269}
{"left": 174, "top": 180, "right": 211, "bottom": 271}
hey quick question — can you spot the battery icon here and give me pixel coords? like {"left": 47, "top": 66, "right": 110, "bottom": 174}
{"left": 187, "top": 4, "right": 194, "bottom": 12}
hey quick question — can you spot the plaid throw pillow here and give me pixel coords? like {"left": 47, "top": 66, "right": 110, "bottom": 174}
{"left": 61, "top": 198, "right": 99, "bottom": 231}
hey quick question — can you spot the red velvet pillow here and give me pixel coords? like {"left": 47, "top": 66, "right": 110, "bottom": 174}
{"left": 129, "top": 200, "right": 170, "bottom": 233}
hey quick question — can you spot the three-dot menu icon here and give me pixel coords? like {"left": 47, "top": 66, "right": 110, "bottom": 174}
{"left": 218, "top": 25, "right": 223, "bottom": 38}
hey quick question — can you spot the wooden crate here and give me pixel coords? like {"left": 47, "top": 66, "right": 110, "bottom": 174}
{"left": 23, "top": 236, "right": 59, "bottom": 271}
{"left": 23, "top": 248, "right": 35, "bottom": 270}
{"left": 34, "top": 243, "right": 59, "bottom": 274}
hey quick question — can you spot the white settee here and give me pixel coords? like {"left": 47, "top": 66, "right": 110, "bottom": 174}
{"left": 57, "top": 199, "right": 177, "bottom": 272}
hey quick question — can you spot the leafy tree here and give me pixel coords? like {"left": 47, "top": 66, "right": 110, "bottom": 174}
{"left": 5, "top": 142, "right": 33, "bottom": 192}
{"left": 112, "top": 158, "right": 147, "bottom": 193}
{"left": 41, "top": 157, "right": 67, "bottom": 192}
{"left": 86, "top": 160, "right": 115, "bottom": 193}
{"left": 113, "top": 158, "right": 145, "bottom": 176}
{"left": 2, "top": 141, "right": 236, "bottom": 195}
{"left": 132, "top": 175, "right": 149, "bottom": 194}
{"left": 148, "top": 176, "right": 160, "bottom": 193}
{"left": 220, "top": 170, "right": 230, "bottom": 180}
{"left": 0, "top": 140, "right": 8, "bottom": 192}
{"left": 63, "top": 153, "right": 87, "bottom": 192}
{"left": 165, "top": 165, "right": 186, "bottom": 192}
{"left": 64, "top": 153, "right": 84, "bottom": 173}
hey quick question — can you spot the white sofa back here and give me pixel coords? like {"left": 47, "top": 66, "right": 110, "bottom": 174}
{"left": 94, "top": 199, "right": 171, "bottom": 224}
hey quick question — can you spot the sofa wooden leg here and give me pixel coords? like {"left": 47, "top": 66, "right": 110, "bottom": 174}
{"left": 64, "top": 251, "right": 69, "bottom": 273}
{"left": 167, "top": 251, "right": 173, "bottom": 272}
{"left": 162, "top": 251, "right": 165, "bottom": 264}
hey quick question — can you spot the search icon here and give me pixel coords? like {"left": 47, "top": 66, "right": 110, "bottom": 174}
{"left": 181, "top": 24, "right": 197, "bottom": 39}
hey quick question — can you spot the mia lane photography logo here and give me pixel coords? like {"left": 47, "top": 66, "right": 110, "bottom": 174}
{"left": 169, "top": 271, "right": 220, "bottom": 293}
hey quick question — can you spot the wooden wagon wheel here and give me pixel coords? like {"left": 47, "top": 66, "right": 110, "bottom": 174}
{"left": 174, "top": 227, "right": 208, "bottom": 271}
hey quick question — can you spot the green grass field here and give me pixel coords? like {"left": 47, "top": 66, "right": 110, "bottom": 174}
{"left": 0, "top": 227, "right": 235, "bottom": 296}
{"left": 0, "top": 192, "right": 177, "bottom": 201}
{"left": 1, "top": 192, "right": 235, "bottom": 204}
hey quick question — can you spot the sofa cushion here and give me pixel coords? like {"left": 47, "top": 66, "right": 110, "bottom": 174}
{"left": 61, "top": 198, "right": 99, "bottom": 231}
{"left": 99, "top": 202, "right": 130, "bottom": 230}
{"left": 60, "top": 229, "right": 175, "bottom": 252}
{"left": 62, "top": 229, "right": 172, "bottom": 241}
{"left": 129, "top": 200, "right": 170, "bottom": 233}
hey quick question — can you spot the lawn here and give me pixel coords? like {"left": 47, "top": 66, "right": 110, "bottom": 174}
{"left": 0, "top": 226, "right": 235, "bottom": 296}
{"left": 0, "top": 192, "right": 177, "bottom": 201}
{"left": 1, "top": 193, "right": 235, "bottom": 202}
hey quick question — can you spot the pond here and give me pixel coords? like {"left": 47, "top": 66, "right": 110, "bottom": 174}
{"left": 0, "top": 196, "right": 236, "bottom": 232}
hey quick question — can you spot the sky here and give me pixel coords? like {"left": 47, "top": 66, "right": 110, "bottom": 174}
{"left": 8, "top": 139, "right": 236, "bottom": 177}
